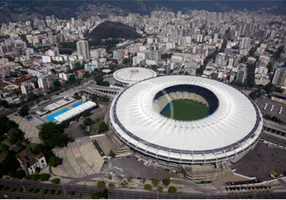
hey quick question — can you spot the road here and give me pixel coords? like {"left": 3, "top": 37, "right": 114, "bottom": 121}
{"left": 109, "top": 189, "right": 286, "bottom": 199}
{"left": 1, "top": 179, "right": 286, "bottom": 199}
{"left": 0, "top": 191, "right": 69, "bottom": 199}
{"left": 0, "top": 179, "right": 100, "bottom": 197}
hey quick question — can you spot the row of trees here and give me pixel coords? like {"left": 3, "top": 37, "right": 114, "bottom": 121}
{"left": 0, "top": 116, "right": 26, "bottom": 178}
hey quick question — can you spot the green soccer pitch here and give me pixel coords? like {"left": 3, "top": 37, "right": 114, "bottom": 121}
{"left": 161, "top": 99, "right": 210, "bottom": 121}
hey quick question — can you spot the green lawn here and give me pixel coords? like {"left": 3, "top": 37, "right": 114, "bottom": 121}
{"left": 161, "top": 99, "right": 209, "bottom": 121}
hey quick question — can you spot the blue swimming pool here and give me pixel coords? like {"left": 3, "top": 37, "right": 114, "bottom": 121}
{"left": 46, "top": 107, "right": 69, "bottom": 122}
{"left": 71, "top": 101, "right": 82, "bottom": 108}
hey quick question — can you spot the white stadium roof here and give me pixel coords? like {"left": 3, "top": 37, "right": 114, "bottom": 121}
{"left": 109, "top": 75, "right": 263, "bottom": 164}
{"left": 113, "top": 67, "right": 157, "bottom": 85}
{"left": 54, "top": 101, "right": 96, "bottom": 123}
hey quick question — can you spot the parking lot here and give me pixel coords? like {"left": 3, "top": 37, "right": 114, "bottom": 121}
{"left": 233, "top": 143, "right": 286, "bottom": 181}
{"left": 255, "top": 97, "right": 286, "bottom": 123}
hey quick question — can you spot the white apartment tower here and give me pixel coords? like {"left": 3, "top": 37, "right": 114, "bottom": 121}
{"left": 76, "top": 40, "right": 90, "bottom": 61}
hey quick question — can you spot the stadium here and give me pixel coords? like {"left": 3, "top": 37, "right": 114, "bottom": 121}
{"left": 113, "top": 67, "right": 157, "bottom": 86}
{"left": 109, "top": 75, "right": 263, "bottom": 166}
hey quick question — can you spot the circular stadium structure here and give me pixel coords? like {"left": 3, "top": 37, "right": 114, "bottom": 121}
{"left": 109, "top": 75, "right": 263, "bottom": 165}
{"left": 113, "top": 67, "right": 157, "bottom": 86}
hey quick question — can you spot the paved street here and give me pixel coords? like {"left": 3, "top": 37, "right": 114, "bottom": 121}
{"left": 109, "top": 189, "right": 286, "bottom": 199}
{"left": 1, "top": 178, "right": 286, "bottom": 199}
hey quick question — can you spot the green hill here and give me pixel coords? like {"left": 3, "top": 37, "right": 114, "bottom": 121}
{"left": 87, "top": 21, "right": 141, "bottom": 42}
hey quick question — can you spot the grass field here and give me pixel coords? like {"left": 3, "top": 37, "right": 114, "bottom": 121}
{"left": 161, "top": 99, "right": 209, "bottom": 121}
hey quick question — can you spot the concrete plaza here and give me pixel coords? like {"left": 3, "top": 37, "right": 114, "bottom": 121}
{"left": 8, "top": 113, "right": 41, "bottom": 144}
{"left": 52, "top": 137, "right": 104, "bottom": 178}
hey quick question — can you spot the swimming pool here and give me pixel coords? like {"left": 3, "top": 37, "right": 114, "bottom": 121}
{"left": 71, "top": 101, "right": 82, "bottom": 108}
{"left": 46, "top": 107, "right": 69, "bottom": 122}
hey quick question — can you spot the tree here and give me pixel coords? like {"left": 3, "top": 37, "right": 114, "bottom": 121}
{"left": 101, "top": 188, "right": 109, "bottom": 199}
{"left": 7, "top": 128, "right": 24, "bottom": 144}
{"left": 79, "top": 124, "right": 86, "bottom": 130}
{"left": 51, "top": 178, "right": 61, "bottom": 184}
{"left": 96, "top": 181, "right": 106, "bottom": 190}
{"left": 8, "top": 170, "right": 26, "bottom": 179}
{"left": 152, "top": 178, "right": 159, "bottom": 186}
{"left": 0, "top": 151, "right": 20, "bottom": 178}
{"left": 40, "top": 189, "right": 47, "bottom": 194}
{"left": 97, "top": 81, "right": 110, "bottom": 87}
{"left": 157, "top": 186, "right": 163, "bottom": 193}
{"left": 122, "top": 57, "right": 130, "bottom": 64}
{"left": 39, "top": 122, "right": 73, "bottom": 148}
{"left": 144, "top": 184, "right": 152, "bottom": 191}
{"left": 162, "top": 178, "right": 171, "bottom": 186}
{"left": 18, "top": 105, "right": 29, "bottom": 117}
{"left": 48, "top": 155, "right": 62, "bottom": 167}
{"left": 83, "top": 117, "right": 93, "bottom": 126}
{"left": 272, "top": 45, "right": 284, "bottom": 60}
{"left": 168, "top": 186, "right": 177, "bottom": 193}
{"left": 94, "top": 75, "right": 103, "bottom": 83}
{"left": 0, "top": 100, "right": 9, "bottom": 108}
{"left": 68, "top": 74, "right": 76, "bottom": 82}
{"left": 82, "top": 110, "right": 91, "bottom": 117}
{"left": 239, "top": 56, "right": 248, "bottom": 63}
{"left": 53, "top": 80, "right": 61, "bottom": 88}
{"left": 91, "top": 192, "right": 102, "bottom": 199}
{"left": 40, "top": 173, "right": 51, "bottom": 181}
{"left": 50, "top": 69, "right": 57, "bottom": 74}
{"left": 267, "top": 62, "right": 273, "bottom": 73}
{"left": 98, "top": 121, "right": 109, "bottom": 133}
{"left": 108, "top": 150, "right": 116, "bottom": 158}
{"left": 120, "top": 180, "right": 128, "bottom": 187}
{"left": 108, "top": 183, "right": 115, "bottom": 189}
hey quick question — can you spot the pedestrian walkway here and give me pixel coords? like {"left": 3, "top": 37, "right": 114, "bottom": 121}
{"left": 52, "top": 137, "right": 104, "bottom": 178}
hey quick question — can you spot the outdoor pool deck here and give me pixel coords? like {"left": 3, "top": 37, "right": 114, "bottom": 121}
{"left": 41, "top": 100, "right": 82, "bottom": 123}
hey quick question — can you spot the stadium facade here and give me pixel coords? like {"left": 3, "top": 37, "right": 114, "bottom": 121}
{"left": 109, "top": 75, "right": 263, "bottom": 166}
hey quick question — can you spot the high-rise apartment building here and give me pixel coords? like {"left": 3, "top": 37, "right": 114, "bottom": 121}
{"left": 272, "top": 68, "right": 286, "bottom": 87}
{"left": 76, "top": 40, "right": 90, "bottom": 61}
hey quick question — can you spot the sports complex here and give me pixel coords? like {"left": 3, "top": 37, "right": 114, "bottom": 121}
{"left": 109, "top": 75, "right": 264, "bottom": 165}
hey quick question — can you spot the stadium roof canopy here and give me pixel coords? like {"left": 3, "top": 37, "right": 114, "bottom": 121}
{"left": 113, "top": 67, "right": 157, "bottom": 85}
{"left": 109, "top": 75, "right": 263, "bottom": 164}
{"left": 54, "top": 101, "right": 96, "bottom": 123}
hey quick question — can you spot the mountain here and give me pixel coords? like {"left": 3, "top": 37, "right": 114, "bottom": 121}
{"left": 87, "top": 21, "right": 141, "bottom": 42}
{"left": 0, "top": 0, "right": 285, "bottom": 24}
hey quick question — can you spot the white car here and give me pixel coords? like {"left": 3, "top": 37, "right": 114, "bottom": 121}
{"left": 270, "top": 105, "right": 274, "bottom": 112}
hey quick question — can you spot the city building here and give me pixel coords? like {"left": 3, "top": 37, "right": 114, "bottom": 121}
{"left": 17, "top": 150, "right": 47, "bottom": 175}
{"left": 38, "top": 75, "right": 53, "bottom": 90}
{"left": 237, "top": 64, "right": 247, "bottom": 84}
{"left": 272, "top": 68, "right": 286, "bottom": 87}
{"left": 76, "top": 40, "right": 90, "bottom": 61}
